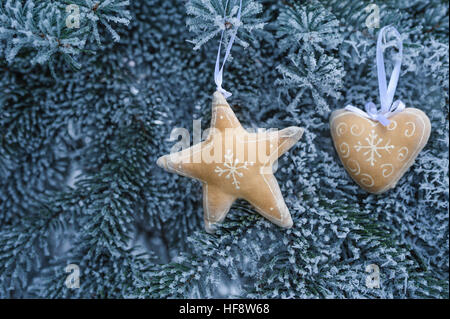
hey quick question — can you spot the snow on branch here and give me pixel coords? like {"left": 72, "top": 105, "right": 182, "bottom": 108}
{"left": 186, "top": 0, "right": 266, "bottom": 50}
{"left": 0, "top": 0, "right": 131, "bottom": 67}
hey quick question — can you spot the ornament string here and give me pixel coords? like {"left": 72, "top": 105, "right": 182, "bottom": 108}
{"left": 214, "top": 0, "right": 242, "bottom": 98}
{"left": 345, "top": 26, "right": 405, "bottom": 126}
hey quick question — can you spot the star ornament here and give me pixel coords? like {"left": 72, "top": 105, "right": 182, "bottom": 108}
{"left": 157, "top": 91, "right": 304, "bottom": 233}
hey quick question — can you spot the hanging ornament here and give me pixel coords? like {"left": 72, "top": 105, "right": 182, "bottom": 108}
{"left": 157, "top": 0, "right": 304, "bottom": 233}
{"left": 330, "top": 26, "right": 431, "bottom": 194}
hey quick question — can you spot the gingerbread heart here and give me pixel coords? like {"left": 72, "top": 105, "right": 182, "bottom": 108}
{"left": 330, "top": 108, "right": 431, "bottom": 194}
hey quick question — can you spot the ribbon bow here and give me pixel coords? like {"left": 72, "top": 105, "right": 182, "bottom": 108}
{"left": 345, "top": 26, "right": 405, "bottom": 126}
{"left": 214, "top": 0, "right": 242, "bottom": 98}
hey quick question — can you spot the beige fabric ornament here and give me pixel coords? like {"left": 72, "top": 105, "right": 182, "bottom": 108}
{"left": 157, "top": 91, "right": 303, "bottom": 233}
{"left": 330, "top": 108, "right": 430, "bottom": 194}
{"left": 330, "top": 26, "right": 431, "bottom": 194}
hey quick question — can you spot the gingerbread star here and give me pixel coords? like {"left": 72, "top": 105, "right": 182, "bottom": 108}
{"left": 157, "top": 91, "right": 303, "bottom": 233}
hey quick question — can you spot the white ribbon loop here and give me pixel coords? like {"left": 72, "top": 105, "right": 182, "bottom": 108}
{"left": 214, "top": 0, "right": 242, "bottom": 98}
{"left": 344, "top": 26, "right": 404, "bottom": 126}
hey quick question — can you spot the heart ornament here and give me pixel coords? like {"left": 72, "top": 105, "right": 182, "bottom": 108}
{"left": 330, "top": 26, "right": 431, "bottom": 194}
{"left": 330, "top": 108, "right": 430, "bottom": 194}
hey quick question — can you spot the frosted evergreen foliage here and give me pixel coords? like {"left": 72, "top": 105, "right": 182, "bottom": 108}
{"left": 0, "top": 0, "right": 131, "bottom": 68}
{"left": 186, "top": 0, "right": 266, "bottom": 50}
{"left": 277, "top": 52, "right": 345, "bottom": 114}
{"left": 277, "top": 0, "right": 341, "bottom": 54}
{"left": 276, "top": 1, "right": 344, "bottom": 114}
{"left": 0, "top": 0, "right": 448, "bottom": 298}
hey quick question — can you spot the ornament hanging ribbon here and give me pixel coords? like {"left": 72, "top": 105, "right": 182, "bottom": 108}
{"left": 214, "top": 0, "right": 242, "bottom": 98}
{"left": 345, "top": 26, "right": 405, "bottom": 126}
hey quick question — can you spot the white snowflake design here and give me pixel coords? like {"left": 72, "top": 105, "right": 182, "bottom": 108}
{"left": 214, "top": 149, "right": 254, "bottom": 189}
{"left": 354, "top": 130, "right": 395, "bottom": 166}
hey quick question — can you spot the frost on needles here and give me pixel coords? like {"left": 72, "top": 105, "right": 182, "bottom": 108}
{"left": 0, "top": 0, "right": 131, "bottom": 69}
{"left": 0, "top": 0, "right": 448, "bottom": 298}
